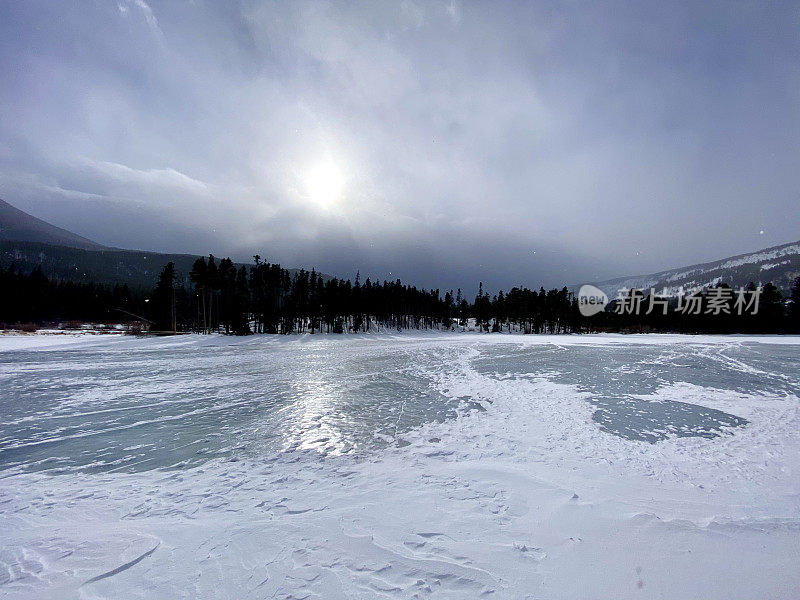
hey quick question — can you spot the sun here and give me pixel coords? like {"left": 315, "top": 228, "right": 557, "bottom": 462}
{"left": 304, "top": 160, "right": 345, "bottom": 208}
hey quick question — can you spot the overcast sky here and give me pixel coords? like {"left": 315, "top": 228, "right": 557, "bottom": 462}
{"left": 1, "top": 1, "right": 798, "bottom": 291}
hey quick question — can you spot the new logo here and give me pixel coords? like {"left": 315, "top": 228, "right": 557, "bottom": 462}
{"left": 577, "top": 285, "right": 609, "bottom": 317}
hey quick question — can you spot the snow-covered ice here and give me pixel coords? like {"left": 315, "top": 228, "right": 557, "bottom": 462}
{"left": 1, "top": 333, "right": 799, "bottom": 599}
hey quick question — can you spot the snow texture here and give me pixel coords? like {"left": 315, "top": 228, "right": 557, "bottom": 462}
{"left": 1, "top": 333, "right": 799, "bottom": 599}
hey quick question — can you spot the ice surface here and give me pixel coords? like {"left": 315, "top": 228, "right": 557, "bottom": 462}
{"left": 1, "top": 333, "right": 799, "bottom": 599}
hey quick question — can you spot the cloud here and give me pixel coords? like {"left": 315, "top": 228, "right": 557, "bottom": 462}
{"left": 86, "top": 160, "right": 211, "bottom": 197}
{"left": 0, "top": 1, "right": 797, "bottom": 291}
{"left": 446, "top": 0, "right": 461, "bottom": 26}
{"left": 119, "top": 0, "right": 164, "bottom": 41}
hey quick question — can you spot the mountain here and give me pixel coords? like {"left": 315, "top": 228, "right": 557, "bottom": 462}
{"left": 589, "top": 240, "right": 800, "bottom": 297}
{"left": 5, "top": 198, "right": 795, "bottom": 297}
{"left": 0, "top": 240, "right": 222, "bottom": 288}
{"left": 0, "top": 198, "right": 107, "bottom": 250}
{"left": 0, "top": 199, "right": 328, "bottom": 289}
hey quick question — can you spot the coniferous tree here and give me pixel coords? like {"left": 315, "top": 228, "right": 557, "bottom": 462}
{"left": 206, "top": 255, "right": 219, "bottom": 331}
{"left": 189, "top": 258, "right": 208, "bottom": 333}
{"left": 232, "top": 266, "right": 251, "bottom": 335}
{"left": 757, "top": 282, "right": 785, "bottom": 333}
{"left": 151, "top": 262, "right": 176, "bottom": 332}
{"left": 789, "top": 277, "right": 800, "bottom": 333}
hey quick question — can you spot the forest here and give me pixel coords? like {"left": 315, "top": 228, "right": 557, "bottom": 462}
{"left": 1, "top": 255, "right": 799, "bottom": 334}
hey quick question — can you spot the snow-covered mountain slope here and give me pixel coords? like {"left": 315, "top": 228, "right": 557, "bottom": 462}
{"left": 590, "top": 240, "right": 800, "bottom": 297}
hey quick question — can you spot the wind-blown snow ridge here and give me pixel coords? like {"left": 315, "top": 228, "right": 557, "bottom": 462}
{"left": 82, "top": 542, "right": 161, "bottom": 585}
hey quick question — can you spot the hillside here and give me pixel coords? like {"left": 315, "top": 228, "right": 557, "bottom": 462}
{"left": 0, "top": 240, "right": 330, "bottom": 290}
{"left": 0, "top": 198, "right": 106, "bottom": 250}
{"left": 0, "top": 241, "right": 215, "bottom": 288}
{"left": 0, "top": 200, "right": 327, "bottom": 288}
{"left": 590, "top": 240, "right": 800, "bottom": 297}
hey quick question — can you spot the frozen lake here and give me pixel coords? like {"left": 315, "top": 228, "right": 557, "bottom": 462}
{"left": 1, "top": 333, "right": 799, "bottom": 599}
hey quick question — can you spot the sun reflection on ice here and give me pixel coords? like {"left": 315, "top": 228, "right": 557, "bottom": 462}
{"left": 282, "top": 377, "right": 352, "bottom": 456}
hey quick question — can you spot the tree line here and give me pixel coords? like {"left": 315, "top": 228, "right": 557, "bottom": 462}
{"left": 2, "top": 256, "right": 799, "bottom": 334}
{"left": 151, "top": 255, "right": 581, "bottom": 335}
{"left": 0, "top": 265, "right": 143, "bottom": 327}
{"left": 149, "top": 255, "right": 800, "bottom": 335}
{"left": 595, "top": 282, "right": 797, "bottom": 334}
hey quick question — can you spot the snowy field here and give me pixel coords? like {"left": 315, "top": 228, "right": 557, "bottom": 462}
{"left": 1, "top": 333, "right": 799, "bottom": 599}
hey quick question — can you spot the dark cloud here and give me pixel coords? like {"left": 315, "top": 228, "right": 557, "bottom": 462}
{"left": 0, "top": 1, "right": 797, "bottom": 292}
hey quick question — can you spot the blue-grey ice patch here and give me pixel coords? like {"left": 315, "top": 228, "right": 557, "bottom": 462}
{"left": 470, "top": 341, "right": 798, "bottom": 443}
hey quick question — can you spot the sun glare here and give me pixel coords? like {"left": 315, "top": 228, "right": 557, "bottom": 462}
{"left": 305, "top": 161, "right": 345, "bottom": 208}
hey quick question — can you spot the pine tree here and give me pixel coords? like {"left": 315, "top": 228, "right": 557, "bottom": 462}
{"left": 206, "top": 255, "right": 219, "bottom": 332}
{"left": 189, "top": 257, "right": 208, "bottom": 333}
{"left": 151, "top": 262, "right": 176, "bottom": 332}
{"left": 789, "top": 277, "right": 800, "bottom": 332}
{"left": 758, "top": 282, "right": 784, "bottom": 332}
{"left": 233, "top": 266, "right": 251, "bottom": 335}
